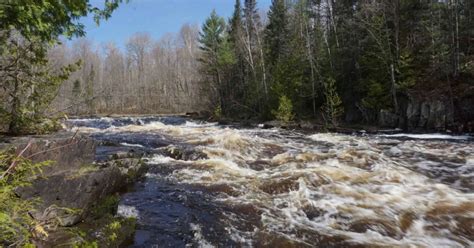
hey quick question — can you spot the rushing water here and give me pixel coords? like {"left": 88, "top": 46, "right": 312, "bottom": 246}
{"left": 68, "top": 117, "right": 474, "bottom": 248}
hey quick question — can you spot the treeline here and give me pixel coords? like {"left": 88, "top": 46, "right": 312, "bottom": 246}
{"left": 50, "top": 24, "right": 209, "bottom": 115}
{"left": 199, "top": 0, "right": 474, "bottom": 124}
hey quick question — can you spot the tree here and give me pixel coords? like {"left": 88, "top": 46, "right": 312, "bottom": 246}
{"left": 0, "top": 0, "right": 126, "bottom": 134}
{"left": 0, "top": 34, "right": 78, "bottom": 134}
{"left": 198, "top": 10, "right": 230, "bottom": 113}
{"left": 0, "top": 0, "right": 127, "bottom": 45}
{"left": 322, "top": 77, "right": 343, "bottom": 127}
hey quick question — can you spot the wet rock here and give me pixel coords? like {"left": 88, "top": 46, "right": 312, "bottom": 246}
{"left": 385, "top": 146, "right": 403, "bottom": 157}
{"left": 259, "top": 177, "right": 300, "bottom": 194}
{"left": 158, "top": 145, "right": 208, "bottom": 161}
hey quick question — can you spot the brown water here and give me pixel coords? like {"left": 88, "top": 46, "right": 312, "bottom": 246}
{"left": 69, "top": 117, "right": 474, "bottom": 247}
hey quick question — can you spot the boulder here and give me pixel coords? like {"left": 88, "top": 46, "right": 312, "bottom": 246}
{"left": 2, "top": 133, "right": 97, "bottom": 176}
{"left": 17, "top": 157, "right": 145, "bottom": 227}
{"left": 158, "top": 145, "right": 208, "bottom": 161}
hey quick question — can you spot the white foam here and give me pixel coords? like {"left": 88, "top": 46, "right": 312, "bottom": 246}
{"left": 379, "top": 133, "right": 471, "bottom": 140}
{"left": 117, "top": 205, "right": 139, "bottom": 219}
{"left": 120, "top": 142, "right": 144, "bottom": 148}
{"left": 189, "top": 223, "right": 215, "bottom": 248}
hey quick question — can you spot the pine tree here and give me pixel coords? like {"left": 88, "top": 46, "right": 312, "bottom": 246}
{"left": 265, "top": 0, "right": 296, "bottom": 116}
{"left": 198, "top": 10, "right": 229, "bottom": 113}
{"left": 265, "top": 0, "right": 290, "bottom": 67}
{"left": 228, "top": 0, "right": 247, "bottom": 114}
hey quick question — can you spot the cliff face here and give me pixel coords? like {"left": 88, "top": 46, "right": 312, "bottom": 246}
{"left": 378, "top": 82, "right": 474, "bottom": 133}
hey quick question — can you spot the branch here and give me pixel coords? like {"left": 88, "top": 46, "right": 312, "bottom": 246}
{"left": 1, "top": 140, "right": 32, "bottom": 179}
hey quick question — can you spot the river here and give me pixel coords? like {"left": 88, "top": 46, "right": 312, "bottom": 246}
{"left": 68, "top": 116, "right": 474, "bottom": 248}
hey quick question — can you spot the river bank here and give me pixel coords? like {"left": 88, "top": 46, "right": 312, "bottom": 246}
{"left": 0, "top": 132, "right": 148, "bottom": 247}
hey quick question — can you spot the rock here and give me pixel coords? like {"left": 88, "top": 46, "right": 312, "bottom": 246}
{"left": 17, "top": 157, "right": 145, "bottom": 227}
{"left": 158, "top": 145, "right": 208, "bottom": 161}
{"left": 427, "top": 100, "right": 447, "bottom": 130}
{"left": 378, "top": 110, "right": 399, "bottom": 128}
{"left": 18, "top": 166, "right": 123, "bottom": 226}
{"left": 418, "top": 101, "right": 430, "bottom": 128}
{"left": 5, "top": 134, "right": 97, "bottom": 176}
{"left": 385, "top": 146, "right": 403, "bottom": 157}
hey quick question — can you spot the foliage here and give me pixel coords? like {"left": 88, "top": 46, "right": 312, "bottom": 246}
{"left": 272, "top": 95, "right": 294, "bottom": 123}
{"left": 0, "top": 0, "right": 128, "bottom": 45}
{"left": 0, "top": 149, "right": 50, "bottom": 247}
{"left": 0, "top": 1, "right": 126, "bottom": 134}
{"left": 90, "top": 194, "right": 120, "bottom": 219}
{"left": 322, "top": 78, "right": 344, "bottom": 127}
{"left": 196, "top": 0, "right": 473, "bottom": 124}
{"left": 213, "top": 105, "right": 223, "bottom": 120}
{"left": 1, "top": 35, "right": 81, "bottom": 134}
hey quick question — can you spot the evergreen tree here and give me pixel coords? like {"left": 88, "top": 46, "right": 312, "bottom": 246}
{"left": 199, "top": 10, "right": 233, "bottom": 114}
{"left": 228, "top": 0, "right": 247, "bottom": 115}
{"left": 265, "top": 0, "right": 290, "bottom": 67}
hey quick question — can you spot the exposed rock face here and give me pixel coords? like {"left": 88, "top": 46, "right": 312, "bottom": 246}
{"left": 378, "top": 110, "right": 400, "bottom": 128}
{"left": 2, "top": 134, "right": 147, "bottom": 246}
{"left": 379, "top": 91, "right": 473, "bottom": 132}
{"left": 1, "top": 133, "right": 96, "bottom": 175}
{"left": 404, "top": 97, "right": 453, "bottom": 131}
{"left": 18, "top": 157, "right": 145, "bottom": 227}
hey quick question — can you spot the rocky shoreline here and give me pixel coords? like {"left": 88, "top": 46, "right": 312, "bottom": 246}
{"left": 0, "top": 132, "right": 148, "bottom": 247}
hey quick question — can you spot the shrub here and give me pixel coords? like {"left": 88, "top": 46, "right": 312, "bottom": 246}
{"left": 0, "top": 149, "right": 50, "bottom": 247}
{"left": 322, "top": 77, "right": 344, "bottom": 127}
{"left": 272, "top": 95, "right": 295, "bottom": 123}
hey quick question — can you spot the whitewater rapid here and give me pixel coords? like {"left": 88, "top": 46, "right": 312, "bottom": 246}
{"left": 69, "top": 117, "right": 474, "bottom": 247}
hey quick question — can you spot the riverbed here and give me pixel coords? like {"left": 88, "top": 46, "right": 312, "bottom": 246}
{"left": 68, "top": 116, "right": 474, "bottom": 248}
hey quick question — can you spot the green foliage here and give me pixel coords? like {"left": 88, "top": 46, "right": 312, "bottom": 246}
{"left": 265, "top": 0, "right": 290, "bottom": 67}
{"left": 199, "top": 10, "right": 226, "bottom": 60}
{"left": 360, "top": 79, "right": 393, "bottom": 117}
{"left": 1, "top": 36, "right": 80, "bottom": 134}
{"left": 1, "top": 1, "right": 124, "bottom": 134}
{"left": 397, "top": 50, "right": 416, "bottom": 90}
{"left": 90, "top": 194, "right": 120, "bottom": 219}
{"left": 0, "top": 150, "right": 50, "bottom": 247}
{"left": 272, "top": 95, "right": 295, "bottom": 123}
{"left": 0, "top": 0, "right": 128, "bottom": 45}
{"left": 322, "top": 78, "right": 344, "bottom": 126}
{"left": 213, "top": 105, "right": 223, "bottom": 120}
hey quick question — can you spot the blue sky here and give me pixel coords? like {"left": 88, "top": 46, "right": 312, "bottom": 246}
{"left": 75, "top": 0, "right": 272, "bottom": 46}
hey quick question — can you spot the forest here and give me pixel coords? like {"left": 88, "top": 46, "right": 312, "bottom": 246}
{"left": 1, "top": 0, "right": 474, "bottom": 134}
{"left": 1, "top": 1, "right": 474, "bottom": 247}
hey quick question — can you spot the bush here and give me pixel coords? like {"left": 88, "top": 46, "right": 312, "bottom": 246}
{"left": 0, "top": 149, "right": 50, "bottom": 247}
{"left": 213, "top": 105, "right": 223, "bottom": 120}
{"left": 272, "top": 95, "right": 295, "bottom": 123}
{"left": 322, "top": 78, "right": 344, "bottom": 127}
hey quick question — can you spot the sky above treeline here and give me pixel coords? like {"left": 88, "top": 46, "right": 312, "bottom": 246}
{"left": 76, "top": 0, "right": 272, "bottom": 46}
